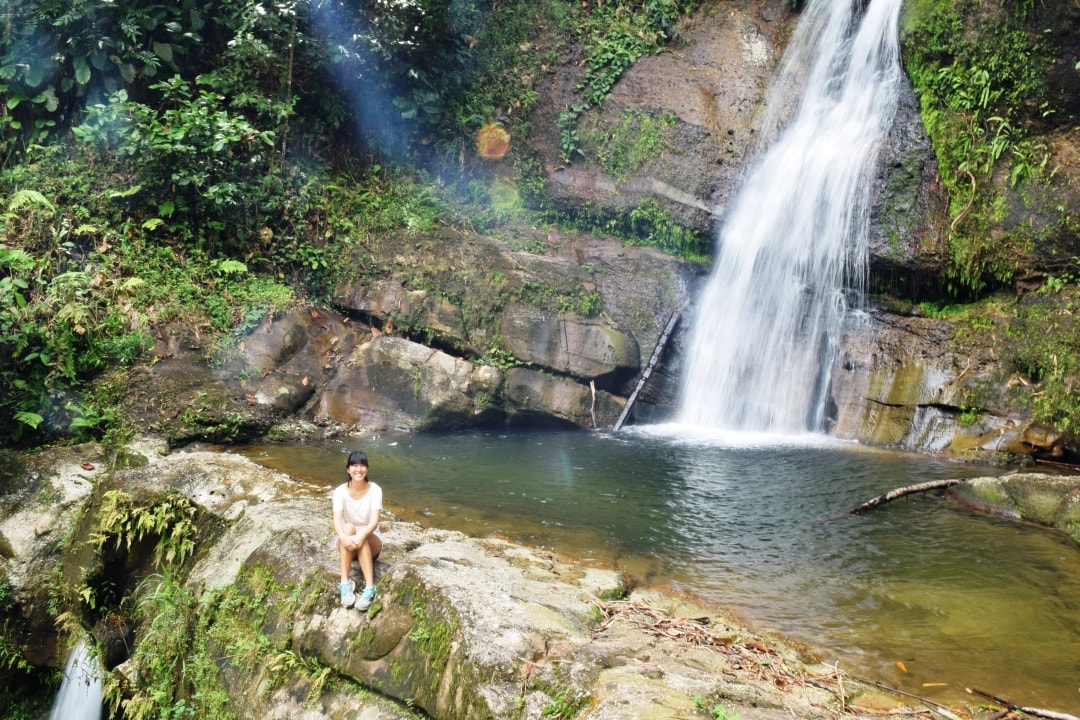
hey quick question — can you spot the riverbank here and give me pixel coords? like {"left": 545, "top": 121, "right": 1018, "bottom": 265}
{"left": 7, "top": 437, "right": 1075, "bottom": 719}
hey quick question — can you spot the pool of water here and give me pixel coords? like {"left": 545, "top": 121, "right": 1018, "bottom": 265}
{"left": 237, "top": 426, "right": 1080, "bottom": 711}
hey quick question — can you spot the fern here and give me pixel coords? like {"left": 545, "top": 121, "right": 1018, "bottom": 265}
{"left": 6, "top": 189, "right": 55, "bottom": 214}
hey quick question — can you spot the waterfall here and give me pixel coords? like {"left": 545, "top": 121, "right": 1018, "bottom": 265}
{"left": 48, "top": 638, "right": 103, "bottom": 720}
{"left": 677, "top": 0, "right": 903, "bottom": 433}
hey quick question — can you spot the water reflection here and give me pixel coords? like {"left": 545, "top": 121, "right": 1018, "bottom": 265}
{"left": 237, "top": 428, "right": 1080, "bottom": 711}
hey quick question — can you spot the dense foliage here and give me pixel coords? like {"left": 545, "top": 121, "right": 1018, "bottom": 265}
{"left": 0, "top": 0, "right": 701, "bottom": 451}
{"left": 0, "top": 1, "right": 1078, "bottom": 712}
{"left": 900, "top": 0, "right": 1062, "bottom": 295}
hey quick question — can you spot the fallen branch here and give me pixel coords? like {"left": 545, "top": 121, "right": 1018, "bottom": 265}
{"left": 969, "top": 687, "right": 1080, "bottom": 720}
{"left": 847, "top": 479, "right": 965, "bottom": 515}
{"left": 593, "top": 599, "right": 801, "bottom": 688}
{"left": 852, "top": 677, "right": 964, "bottom": 719}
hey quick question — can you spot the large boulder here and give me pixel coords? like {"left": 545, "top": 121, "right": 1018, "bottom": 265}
{"left": 500, "top": 304, "right": 640, "bottom": 381}
{"left": 949, "top": 474, "right": 1080, "bottom": 544}
{"left": 311, "top": 334, "right": 504, "bottom": 431}
{"left": 0, "top": 444, "right": 118, "bottom": 667}
{"left": 503, "top": 367, "right": 623, "bottom": 429}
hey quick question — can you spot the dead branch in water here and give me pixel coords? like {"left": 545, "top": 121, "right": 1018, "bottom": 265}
{"left": 852, "top": 677, "right": 964, "bottom": 718}
{"left": 969, "top": 688, "right": 1080, "bottom": 720}
{"left": 847, "top": 479, "right": 966, "bottom": 515}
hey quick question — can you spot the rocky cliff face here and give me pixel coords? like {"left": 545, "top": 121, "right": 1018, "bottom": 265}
{"left": 117, "top": 227, "right": 698, "bottom": 444}
{"left": 104, "top": 0, "right": 1077, "bottom": 463}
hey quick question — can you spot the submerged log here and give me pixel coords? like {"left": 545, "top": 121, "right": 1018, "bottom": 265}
{"left": 847, "top": 478, "right": 966, "bottom": 515}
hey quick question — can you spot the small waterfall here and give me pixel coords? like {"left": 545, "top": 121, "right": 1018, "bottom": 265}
{"left": 49, "top": 638, "right": 103, "bottom": 720}
{"left": 677, "top": 0, "right": 904, "bottom": 433}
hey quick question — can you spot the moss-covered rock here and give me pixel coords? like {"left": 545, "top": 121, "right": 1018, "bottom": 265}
{"left": 952, "top": 474, "right": 1080, "bottom": 544}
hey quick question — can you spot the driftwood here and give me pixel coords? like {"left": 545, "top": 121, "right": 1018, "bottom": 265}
{"left": 847, "top": 478, "right": 966, "bottom": 515}
{"left": 969, "top": 687, "right": 1080, "bottom": 720}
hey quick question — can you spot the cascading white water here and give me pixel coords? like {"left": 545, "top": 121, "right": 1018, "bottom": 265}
{"left": 678, "top": 0, "right": 904, "bottom": 433}
{"left": 48, "top": 638, "right": 103, "bottom": 720}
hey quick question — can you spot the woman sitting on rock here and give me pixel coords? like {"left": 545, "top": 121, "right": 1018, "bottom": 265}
{"left": 332, "top": 449, "right": 382, "bottom": 609}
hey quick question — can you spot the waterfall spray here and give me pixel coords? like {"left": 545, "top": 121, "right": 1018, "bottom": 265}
{"left": 48, "top": 638, "right": 103, "bottom": 720}
{"left": 678, "top": 0, "right": 904, "bottom": 433}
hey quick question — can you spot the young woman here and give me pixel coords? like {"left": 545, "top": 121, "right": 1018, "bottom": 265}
{"left": 332, "top": 450, "right": 383, "bottom": 609}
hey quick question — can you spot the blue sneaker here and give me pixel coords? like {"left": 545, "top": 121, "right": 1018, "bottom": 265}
{"left": 356, "top": 585, "right": 376, "bottom": 610}
{"left": 339, "top": 580, "right": 356, "bottom": 608}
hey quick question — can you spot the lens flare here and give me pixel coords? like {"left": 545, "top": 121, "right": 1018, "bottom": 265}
{"left": 476, "top": 123, "right": 510, "bottom": 159}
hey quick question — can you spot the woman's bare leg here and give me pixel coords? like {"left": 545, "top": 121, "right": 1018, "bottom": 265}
{"left": 357, "top": 533, "right": 382, "bottom": 588}
{"left": 339, "top": 523, "right": 358, "bottom": 582}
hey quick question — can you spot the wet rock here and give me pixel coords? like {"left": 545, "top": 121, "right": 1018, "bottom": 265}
{"left": 500, "top": 304, "right": 640, "bottom": 380}
{"left": 309, "top": 335, "right": 504, "bottom": 432}
{"left": 91, "top": 613, "right": 133, "bottom": 670}
{"left": 503, "top": 368, "right": 622, "bottom": 429}
{"left": 829, "top": 310, "right": 1060, "bottom": 463}
{"left": 951, "top": 474, "right": 1080, "bottom": 544}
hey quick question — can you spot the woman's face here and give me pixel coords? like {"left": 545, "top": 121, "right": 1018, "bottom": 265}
{"left": 347, "top": 462, "right": 368, "bottom": 483}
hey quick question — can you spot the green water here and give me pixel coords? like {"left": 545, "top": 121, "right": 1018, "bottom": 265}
{"left": 238, "top": 426, "right": 1080, "bottom": 712}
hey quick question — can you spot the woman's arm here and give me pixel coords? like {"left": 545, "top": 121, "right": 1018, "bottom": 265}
{"left": 333, "top": 504, "right": 359, "bottom": 550}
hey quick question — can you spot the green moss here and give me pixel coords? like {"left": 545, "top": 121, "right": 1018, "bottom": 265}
{"left": 407, "top": 595, "right": 458, "bottom": 696}
{"left": 581, "top": 109, "right": 678, "bottom": 181}
{"left": 98, "top": 560, "right": 339, "bottom": 720}
{"left": 877, "top": 153, "right": 926, "bottom": 260}
{"left": 357, "top": 625, "right": 378, "bottom": 650}
{"left": 1064, "top": 520, "right": 1080, "bottom": 546}
{"left": 900, "top": 0, "right": 1058, "bottom": 295}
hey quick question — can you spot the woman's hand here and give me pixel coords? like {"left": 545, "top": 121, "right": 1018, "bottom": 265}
{"left": 343, "top": 529, "right": 368, "bottom": 551}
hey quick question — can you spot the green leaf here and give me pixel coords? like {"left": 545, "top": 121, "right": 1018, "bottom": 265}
{"left": 44, "top": 87, "right": 59, "bottom": 113}
{"left": 8, "top": 189, "right": 55, "bottom": 213}
{"left": 14, "top": 412, "right": 43, "bottom": 430}
{"left": 153, "top": 42, "right": 174, "bottom": 63}
{"left": 211, "top": 259, "right": 247, "bottom": 276}
{"left": 107, "top": 185, "right": 143, "bottom": 199}
{"left": 24, "top": 64, "right": 44, "bottom": 88}
{"left": 74, "top": 58, "right": 91, "bottom": 86}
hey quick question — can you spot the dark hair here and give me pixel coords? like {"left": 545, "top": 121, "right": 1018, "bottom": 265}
{"left": 346, "top": 450, "right": 368, "bottom": 484}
